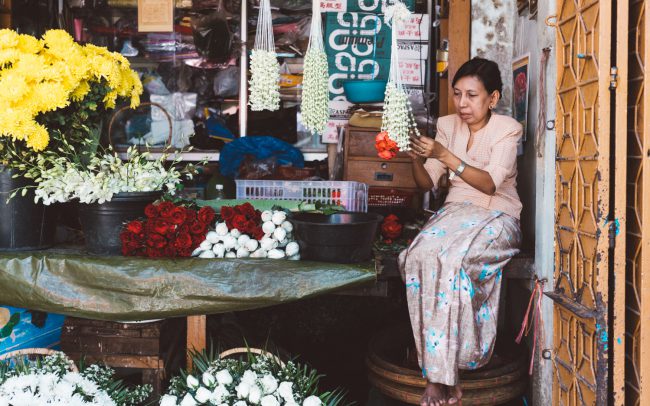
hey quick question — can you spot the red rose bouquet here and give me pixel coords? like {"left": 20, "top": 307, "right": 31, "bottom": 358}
{"left": 219, "top": 202, "right": 264, "bottom": 240}
{"left": 120, "top": 200, "right": 216, "bottom": 258}
{"left": 375, "top": 131, "right": 399, "bottom": 160}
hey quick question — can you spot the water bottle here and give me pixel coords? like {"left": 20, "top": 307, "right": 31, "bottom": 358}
{"left": 214, "top": 184, "right": 225, "bottom": 200}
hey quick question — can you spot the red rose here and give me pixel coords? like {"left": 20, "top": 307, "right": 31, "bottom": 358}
{"left": 126, "top": 220, "right": 144, "bottom": 234}
{"left": 384, "top": 214, "right": 399, "bottom": 223}
{"left": 185, "top": 209, "right": 197, "bottom": 222}
{"left": 240, "top": 203, "right": 256, "bottom": 217}
{"left": 153, "top": 218, "right": 171, "bottom": 235}
{"left": 174, "top": 232, "right": 192, "bottom": 250}
{"left": 252, "top": 228, "right": 265, "bottom": 241}
{"left": 144, "top": 204, "right": 158, "bottom": 218}
{"left": 198, "top": 206, "right": 216, "bottom": 224}
{"left": 381, "top": 221, "right": 403, "bottom": 239}
{"left": 177, "top": 248, "right": 193, "bottom": 257}
{"left": 163, "top": 246, "right": 177, "bottom": 257}
{"left": 191, "top": 235, "right": 204, "bottom": 247}
{"left": 189, "top": 220, "right": 207, "bottom": 235}
{"left": 148, "top": 233, "right": 167, "bottom": 249}
{"left": 232, "top": 214, "right": 248, "bottom": 232}
{"left": 158, "top": 201, "right": 175, "bottom": 218}
{"left": 170, "top": 206, "right": 187, "bottom": 225}
{"left": 178, "top": 224, "right": 190, "bottom": 235}
{"left": 221, "top": 206, "right": 235, "bottom": 220}
{"left": 146, "top": 247, "right": 162, "bottom": 258}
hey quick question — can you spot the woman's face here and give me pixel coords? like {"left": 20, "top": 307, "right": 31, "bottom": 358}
{"left": 452, "top": 75, "right": 500, "bottom": 126}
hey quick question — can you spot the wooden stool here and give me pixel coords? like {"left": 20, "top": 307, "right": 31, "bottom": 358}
{"left": 60, "top": 317, "right": 184, "bottom": 397}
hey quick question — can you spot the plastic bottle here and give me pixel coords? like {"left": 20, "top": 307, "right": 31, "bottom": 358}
{"left": 214, "top": 184, "right": 225, "bottom": 200}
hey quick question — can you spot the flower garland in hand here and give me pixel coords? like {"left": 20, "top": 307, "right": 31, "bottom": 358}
{"left": 120, "top": 200, "right": 216, "bottom": 258}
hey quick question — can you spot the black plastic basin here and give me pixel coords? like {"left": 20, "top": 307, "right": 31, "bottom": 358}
{"left": 290, "top": 212, "right": 383, "bottom": 263}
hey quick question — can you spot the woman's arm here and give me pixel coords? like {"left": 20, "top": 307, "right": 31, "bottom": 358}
{"left": 410, "top": 136, "right": 497, "bottom": 196}
{"left": 406, "top": 152, "right": 435, "bottom": 191}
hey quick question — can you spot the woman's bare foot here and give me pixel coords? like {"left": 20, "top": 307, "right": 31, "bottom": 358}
{"left": 447, "top": 383, "right": 463, "bottom": 404}
{"left": 421, "top": 382, "right": 447, "bottom": 406}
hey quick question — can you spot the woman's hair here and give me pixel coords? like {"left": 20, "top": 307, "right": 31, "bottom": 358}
{"left": 451, "top": 57, "right": 503, "bottom": 99}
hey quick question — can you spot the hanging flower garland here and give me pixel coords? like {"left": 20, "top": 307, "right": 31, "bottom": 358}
{"left": 380, "top": 1, "right": 420, "bottom": 156}
{"left": 249, "top": 0, "right": 280, "bottom": 111}
{"left": 300, "top": 0, "right": 329, "bottom": 135}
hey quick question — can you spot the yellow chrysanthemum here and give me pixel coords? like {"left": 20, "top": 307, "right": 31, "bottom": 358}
{"left": 17, "top": 35, "right": 42, "bottom": 54}
{"left": 70, "top": 81, "right": 91, "bottom": 102}
{"left": 0, "top": 29, "right": 19, "bottom": 50}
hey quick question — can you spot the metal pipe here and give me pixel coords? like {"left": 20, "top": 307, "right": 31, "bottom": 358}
{"left": 239, "top": 0, "right": 248, "bottom": 137}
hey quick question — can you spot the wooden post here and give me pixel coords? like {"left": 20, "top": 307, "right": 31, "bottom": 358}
{"left": 447, "top": 0, "right": 471, "bottom": 115}
{"left": 186, "top": 315, "right": 206, "bottom": 369}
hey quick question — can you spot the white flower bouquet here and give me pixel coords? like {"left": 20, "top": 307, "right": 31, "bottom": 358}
{"left": 0, "top": 352, "right": 151, "bottom": 405}
{"left": 28, "top": 146, "right": 197, "bottom": 205}
{"left": 160, "top": 350, "right": 349, "bottom": 406}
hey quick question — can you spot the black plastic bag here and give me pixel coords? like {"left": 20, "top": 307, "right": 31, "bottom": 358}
{"left": 192, "top": 12, "right": 233, "bottom": 62}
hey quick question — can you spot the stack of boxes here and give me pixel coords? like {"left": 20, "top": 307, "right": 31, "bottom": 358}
{"left": 319, "top": 0, "right": 429, "bottom": 143}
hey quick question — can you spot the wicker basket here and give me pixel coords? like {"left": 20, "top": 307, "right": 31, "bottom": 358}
{"left": 0, "top": 348, "right": 78, "bottom": 372}
{"left": 219, "top": 347, "right": 285, "bottom": 367}
{"left": 107, "top": 102, "right": 173, "bottom": 151}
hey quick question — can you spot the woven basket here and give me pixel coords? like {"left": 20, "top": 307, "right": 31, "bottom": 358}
{"left": 107, "top": 102, "right": 173, "bottom": 150}
{"left": 0, "top": 348, "right": 78, "bottom": 372}
{"left": 219, "top": 347, "right": 285, "bottom": 368}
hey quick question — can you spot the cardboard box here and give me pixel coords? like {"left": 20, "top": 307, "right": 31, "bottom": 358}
{"left": 322, "top": 119, "right": 348, "bottom": 143}
{"left": 397, "top": 41, "right": 429, "bottom": 60}
{"left": 329, "top": 100, "right": 355, "bottom": 119}
{"left": 319, "top": 0, "right": 414, "bottom": 13}
{"left": 395, "top": 13, "right": 429, "bottom": 41}
{"left": 397, "top": 59, "right": 425, "bottom": 86}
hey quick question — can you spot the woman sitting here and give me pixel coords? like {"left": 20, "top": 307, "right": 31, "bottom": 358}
{"left": 400, "top": 57, "right": 523, "bottom": 406}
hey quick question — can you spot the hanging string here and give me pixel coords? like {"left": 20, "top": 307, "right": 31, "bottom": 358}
{"left": 516, "top": 278, "right": 547, "bottom": 375}
{"left": 307, "top": 0, "right": 324, "bottom": 52}
{"left": 254, "top": 0, "right": 275, "bottom": 52}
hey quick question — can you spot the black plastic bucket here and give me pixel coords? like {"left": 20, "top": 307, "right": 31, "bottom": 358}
{"left": 290, "top": 212, "right": 383, "bottom": 263}
{"left": 0, "top": 168, "right": 56, "bottom": 251}
{"left": 78, "top": 191, "right": 161, "bottom": 255}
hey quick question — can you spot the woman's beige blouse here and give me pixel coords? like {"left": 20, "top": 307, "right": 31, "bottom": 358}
{"left": 424, "top": 113, "right": 523, "bottom": 220}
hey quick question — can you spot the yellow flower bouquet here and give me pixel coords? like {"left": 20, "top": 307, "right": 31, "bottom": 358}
{"left": 0, "top": 29, "right": 142, "bottom": 167}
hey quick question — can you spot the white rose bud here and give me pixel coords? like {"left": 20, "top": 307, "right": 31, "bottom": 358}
{"left": 267, "top": 249, "right": 285, "bottom": 259}
{"left": 273, "top": 227, "right": 287, "bottom": 242}
{"left": 281, "top": 220, "right": 293, "bottom": 232}
{"left": 212, "top": 243, "right": 226, "bottom": 258}
{"left": 200, "top": 239, "right": 213, "bottom": 250}
{"left": 285, "top": 241, "right": 299, "bottom": 257}
{"left": 260, "top": 374, "right": 278, "bottom": 394}
{"left": 302, "top": 395, "right": 322, "bottom": 406}
{"left": 206, "top": 231, "right": 220, "bottom": 243}
{"left": 180, "top": 393, "right": 198, "bottom": 406}
{"left": 225, "top": 251, "right": 237, "bottom": 258}
{"left": 241, "top": 370, "right": 257, "bottom": 385}
{"left": 262, "top": 221, "right": 276, "bottom": 235}
{"left": 245, "top": 239, "right": 259, "bottom": 252}
{"left": 191, "top": 247, "right": 203, "bottom": 257}
{"left": 237, "top": 247, "right": 250, "bottom": 258}
{"left": 199, "top": 250, "right": 216, "bottom": 259}
{"left": 222, "top": 235, "right": 237, "bottom": 250}
{"left": 159, "top": 395, "right": 178, "bottom": 406}
{"left": 215, "top": 370, "right": 233, "bottom": 385}
{"left": 195, "top": 387, "right": 211, "bottom": 403}
{"left": 233, "top": 402, "right": 248, "bottom": 406}
{"left": 248, "top": 385, "right": 262, "bottom": 404}
{"left": 277, "top": 382, "right": 294, "bottom": 402}
{"left": 261, "top": 210, "right": 273, "bottom": 222}
{"left": 236, "top": 382, "right": 251, "bottom": 399}
{"left": 238, "top": 234, "right": 251, "bottom": 246}
{"left": 250, "top": 248, "right": 267, "bottom": 258}
{"left": 215, "top": 223, "right": 229, "bottom": 236}
{"left": 289, "top": 254, "right": 301, "bottom": 261}
{"left": 229, "top": 228, "right": 241, "bottom": 238}
{"left": 186, "top": 375, "right": 199, "bottom": 389}
{"left": 260, "top": 394, "right": 280, "bottom": 406}
{"left": 271, "top": 211, "right": 286, "bottom": 225}
{"left": 260, "top": 236, "right": 277, "bottom": 251}
{"left": 202, "top": 372, "right": 216, "bottom": 387}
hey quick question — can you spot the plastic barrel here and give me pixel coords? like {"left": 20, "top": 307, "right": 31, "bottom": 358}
{"left": 0, "top": 168, "right": 56, "bottom": 251}
{"left": 78, "top": 191, "right": 161, "bottom": 255}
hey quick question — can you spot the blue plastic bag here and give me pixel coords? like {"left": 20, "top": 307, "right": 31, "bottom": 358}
{"left": 219, "top": 136, "right": 304, "bottom": 178}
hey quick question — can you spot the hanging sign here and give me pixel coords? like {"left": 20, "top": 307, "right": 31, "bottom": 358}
{"left": 137, "top": 0, "right": 174, "bottom": 32}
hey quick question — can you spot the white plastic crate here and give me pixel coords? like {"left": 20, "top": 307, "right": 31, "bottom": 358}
{"left": 235, "top": 180, "right": 368, "bottom": 212}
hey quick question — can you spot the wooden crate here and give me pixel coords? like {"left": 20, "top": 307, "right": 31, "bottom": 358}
{"left": 60, "top": 317, "right": 185, "bottom": 397}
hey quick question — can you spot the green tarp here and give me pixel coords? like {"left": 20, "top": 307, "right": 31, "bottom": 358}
{"left": 0, "top": 249, "right": 375, "bottom": 321}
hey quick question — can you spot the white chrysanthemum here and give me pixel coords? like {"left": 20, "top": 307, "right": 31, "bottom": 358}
{"left": 249, "top": 50, "right": 280, "bottom": 111}
{"left": 259, "top": 374, "right": 278, "bottom": 394}
{"left": 303, "top": 395, "right": 323, "bottom": 406}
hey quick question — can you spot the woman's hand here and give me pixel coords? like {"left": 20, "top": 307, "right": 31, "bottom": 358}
{"left": 409, "top": 136, "right": 448, "bottom": 160}
{"left": 406, "top": 149, "right": 426, "bottom": 164}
